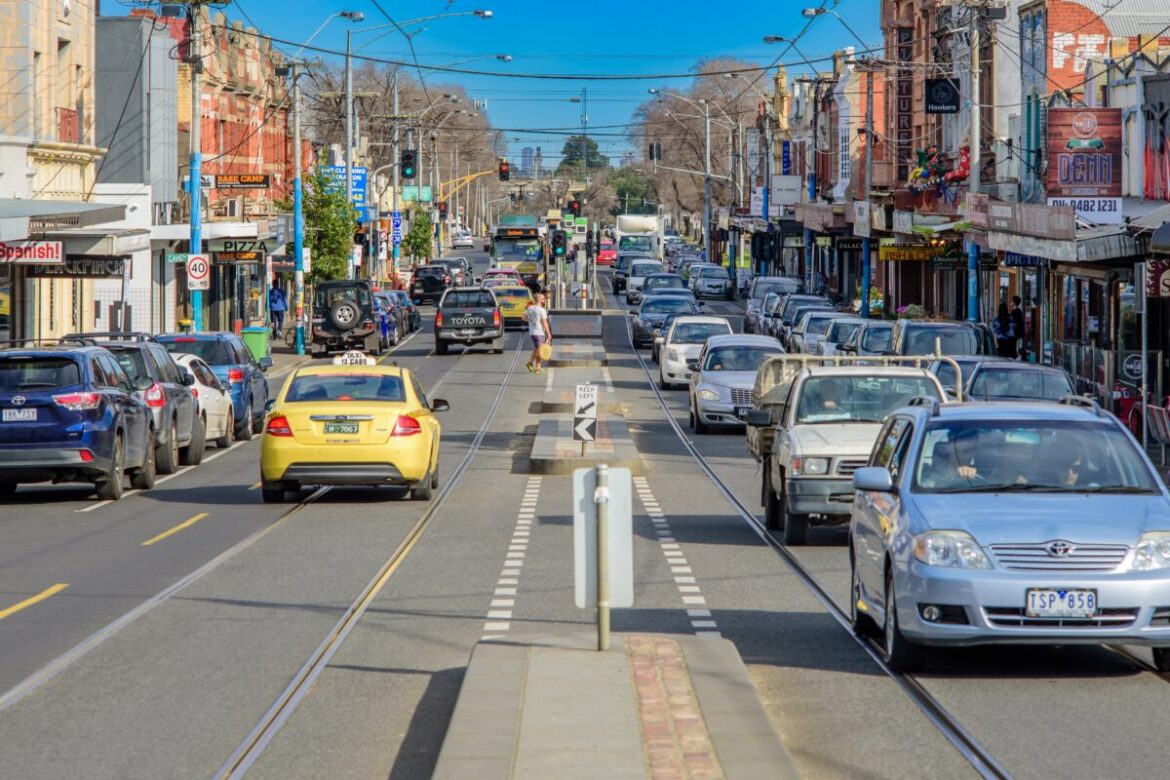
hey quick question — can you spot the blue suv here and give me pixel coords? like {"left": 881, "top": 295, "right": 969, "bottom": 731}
{"left": 157, "top": 333, "right": 271, "bottom": 440}
{"left": 0, "top": 345, "right": 155, "bottom": 500}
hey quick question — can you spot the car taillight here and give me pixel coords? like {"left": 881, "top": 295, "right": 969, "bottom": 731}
{"left": 144, "top": 383, "right": 166, "bottom": 408}
{"left": 266, "top": 415, "right": 292, "bottom": 436}
{"left": 445, "top": 275, "right": 452, "bottom": 284}
{"left": 228, "top": 368, "right": 244, "bottom": 384}
{"left": 392, "top": 415, "right": 422, "bottom": 437}
{"left": 492, "top": 309, "right": 501, "bottom": 328}
{"left": 53, "top": 392, "right": 102, "bottom": 410}
{"left": 435, "top": 311, "right": 443, "bottom": 328}
{"left": 190, "top": 387, "right": 199, "bottom": 399}
{"left": 79, "top": 449, "right": 94, "bottom": 462}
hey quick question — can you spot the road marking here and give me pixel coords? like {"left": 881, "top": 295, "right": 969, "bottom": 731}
{"left": 0, "top": 584, "right": 69, "bottom": 621}
{"left": 376, "top": 330, "right": 420, "bottom": 365}
{"left": 482, "top": 476, "right": 542, "bottom": 639}
{"left": 248, "top": 482, "right": 261, "bottom": 491}
{"left": 141, "top": 512, "right": 210, "bottom": 546}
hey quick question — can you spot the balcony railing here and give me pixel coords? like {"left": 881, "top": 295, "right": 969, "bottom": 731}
{"left": 56, "top": 107, "right": 80, "bottom": 144}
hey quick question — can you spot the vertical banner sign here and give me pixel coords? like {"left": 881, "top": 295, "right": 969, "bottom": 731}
{"left": 573, "top": 383, "right": 598, "bottom": 442}
{"left": 1046, "top": 108, "right": 1123, "bottom": 224}
{"left": 391, "top": 210, "right": 403, "bottom": 246}
{"left": 782, "top": 140, "right": 791, "bottom": 175}
{"left": 1147, "top": 259, "right": 1170, "bottom": 298}
{"left": 895, "top": 28, "right": 913, "bottom": 183}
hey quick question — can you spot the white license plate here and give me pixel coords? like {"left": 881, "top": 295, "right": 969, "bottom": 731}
{"left": 734, "top": 406, "right": 750, "bottom": 419}
{"left": 458, "top": 328, "right": 476, "bottom": 336}
{"left": 1026, "top": 588, "right": 1097, "bottom": 618}
{"left": 2, "top": 408, "right": 36, "bottom": 422}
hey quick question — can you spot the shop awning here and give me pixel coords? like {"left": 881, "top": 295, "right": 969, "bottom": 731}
{"left": 0, "top": 199, "right": 128, "bottom": 241}
{"left": 150, "top": 221, "right": 260, "bottom": 242}
{"left": 987, "top": 225, "right": 1144, "bottom": 264}
{"left": 43, "top": 228, "right": 151, "bottom": 256}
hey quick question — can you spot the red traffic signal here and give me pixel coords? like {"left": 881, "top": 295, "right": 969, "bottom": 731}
{"left": 567, "top": 199, "right": 581, "bottom": 217}
{"left": 438, "top": 201, "right": 449, "bottom": 217}
{"left": 498, "top": 160, "right": 510, "bottom": 181}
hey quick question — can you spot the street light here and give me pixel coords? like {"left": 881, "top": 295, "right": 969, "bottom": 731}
{"left": 340, "top": 11, "right": 366, "bottom": 279}
{"left": 762, "top": 35, "right": 817, "bottom": 69}
{"left": 800, "top": 6, "right": 871, "bottom": 49}
{"left": 351, "top": 10, "right": 493, "bottom": 53}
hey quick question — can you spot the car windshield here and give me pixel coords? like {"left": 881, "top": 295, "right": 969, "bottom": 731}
{"left": 905, "top": 326, "right": 978, "bottom": 356}
{"left": 803, "top": 314, "right": 840, "bottom": 336}
{"left": 0, "top": 356, "right": 81, "bottom": 390}
{"left": 415, "top": 266, "right": 447, "bottom": 278}
{"left": 642, "top": 298, "right": 694, "bottom": 315}
{"left": 601, "top": 242, "right": 614, "bottom": 251}
{"left": 787, "top": 306, "right": 832, "bottom": 326}
{"left": 825, "top": 321, "right": 861, "bottom": 343}
{"left": 914, "top": 420, "right": 1159, "bottom": 493}
{"left": 752, "top": 280, "right": 800, "bottom": 300}
{"left": 443, "top": 291, "right": 497, "bottom": 308}
{"left": 631, "top": 263, "right": 663, "bottom": 277}
{"left": 645, "top": 276, "right": 685, "bottom": 290}
{"left": 619, "top": 236, "right": 653, "bottom": 252}
{"left": 703, "top": 346, "right": 782, "bottom": 372}
{"left": 782, "top": 298, "right": 828, "bottom": 323}
{"left": 495, "top": 239, "right": 541, "bottom": 261}
{"left": 860, "top": 324, "right": 893, "bottom": 352}
{"left": 159, "top": 338, "right": 231, "bottom": 365}
{"left": 763, "top": 295, "right": 783, "bottom": 315}
{"left": 796, "top": 376, "right": 941, "bottom": 424}
{"left": 672, "top": 322, "right": 731, "bottom": 344}
{"left": 969, "top": 368, "right": 1075, "bottom": 400}
{"left": 285, "top": 373, "right": 406, "bottom": 403}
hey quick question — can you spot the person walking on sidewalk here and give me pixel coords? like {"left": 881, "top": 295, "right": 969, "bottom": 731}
{"left": 526, "top": 292, "right": 552, "bottom": 373}
{"left": 994, "top": 302, "right": 1017, "bottom": 359}
{"left": 269, "top": 286, "right": 288, "bottom": 338}
{"left": 1009, "top": 295, "right": 1027, "bottom": 361}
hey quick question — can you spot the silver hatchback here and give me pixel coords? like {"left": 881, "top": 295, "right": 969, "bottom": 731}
{"left": 850, "top": 401, "right": 1170, "bottom": 671}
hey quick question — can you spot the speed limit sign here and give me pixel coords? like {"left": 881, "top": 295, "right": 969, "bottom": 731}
{"left": 186, "top": 254, "right": 210, "bottom": 290}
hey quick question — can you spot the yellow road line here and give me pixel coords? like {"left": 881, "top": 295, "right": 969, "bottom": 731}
{"left": 141, "top": 513, "right": 210, "bottom": 547}
{"left": 0, "top": 583, "right": 69, "bottom": 621}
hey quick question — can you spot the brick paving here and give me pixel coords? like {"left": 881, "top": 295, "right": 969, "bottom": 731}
{"left": 628, "top": 635, "right": 725, "bottom": 780}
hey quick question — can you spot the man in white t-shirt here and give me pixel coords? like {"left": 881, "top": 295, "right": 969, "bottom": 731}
{"left": 525, "top": 292, "right": 553, "bottom": 373}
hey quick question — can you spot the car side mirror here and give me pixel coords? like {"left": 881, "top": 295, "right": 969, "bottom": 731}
{"left": 746, "top": 410, "right": 771, "bottom": 427}
{"left": 686, "top": 360, "right": 701, "bottom": 372}
{"left": 697, "top": 301, "right": 706, "bottom": 307}
{"left": 135, "top": 376, "right": 154, "bottom": 391}
{"left": 431, "top": 398, "right": 450, "bottom": 412}
{"left": 853, "top": 467, "right": 895, "bottom": 494}
{"left": 654, "top": 336, "right": 664, "bottom": 346}
{"left": 264, "top": 399, "right": 276, "bottom": 412}
{"left": 839, "top": 343, "right": 856, "bottom": 353}
{"left": 180, "top": 371, "right": 197, "bottom": 386}
{"left": 259, "top": 356, "right": 273, "bottom": 371}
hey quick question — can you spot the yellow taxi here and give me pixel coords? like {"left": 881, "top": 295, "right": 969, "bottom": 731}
{"left": 493, "top": 285, "right": 534, "bottom": 327}
{"left": 259, "top": 351, "right": 447, "bottom": 503}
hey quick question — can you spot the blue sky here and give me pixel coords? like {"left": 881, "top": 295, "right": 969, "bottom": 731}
{"left": 113, "top": 0, "right": 880, "bottom": 163}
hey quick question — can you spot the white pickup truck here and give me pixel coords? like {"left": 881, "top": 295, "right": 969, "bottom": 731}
{"left": 746, "top": 356, "right": 948, "bottom": 545}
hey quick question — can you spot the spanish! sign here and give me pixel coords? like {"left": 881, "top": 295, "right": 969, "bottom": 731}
{"left": 1046, "top": 107, "right": 1122, "bottom": 224}
{"left": 0, "top": 240, "right": 64, "bottom": 264}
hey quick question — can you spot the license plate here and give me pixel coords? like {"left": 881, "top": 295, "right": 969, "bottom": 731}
{"left": 2, "top": 408, "right": 36, "bottom": 422}
{"left": 734, "top": 406, "right": 750, "bottom": 419}
{"left": 324, "top": 422, "right": 359, "bottom": 434}
{"left": 458, "top": 328, "right": 476, "bottom": 336}
{"left": 1026, "top": 588, "right": 1097, "bottom": 618}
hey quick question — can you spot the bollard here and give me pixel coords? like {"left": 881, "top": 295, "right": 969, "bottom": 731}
{"left": 594, "top": 463, "right": 610, "bottom": 651}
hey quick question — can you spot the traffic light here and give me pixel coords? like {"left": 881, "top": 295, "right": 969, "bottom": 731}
{"left": 400, "top": 149, "right": 417, "bottom": 180}
{"left": 509, "top": 192, "right": 518, "bottom": 204}
{"left": 438, "top": 201, "right": 448, "bottom": 218}
{"left": 551, "top": 230, "right": 567, "bottom": 257}
{"left": 566, "top": 199, "right": 581, "bottom": 217}
{"left": 498, "top": 159, "right": 510, "bottom": 181}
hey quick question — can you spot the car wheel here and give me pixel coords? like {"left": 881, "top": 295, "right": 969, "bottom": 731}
{"left": 1153, "top": 648, "right": 1170, "bottom": 672}
{"left": 236, "top": 401, "right": 254, "bottom": 442}
{"left": 692, "top": 402, "right": 709, "bottom": 434}
{"left": 0, "top": 481, "right": 17, "bottom": 499}
{"left": 430, "top": 459, "right": 439, "bottom": 489}
{"left": 95, "top": 434, "right": 125, "bottom": 501}
{"left": 180, "top": 414, "right": 206, "bottom": 466}
{"left": 130, "top": 430, "right": 157, "bottom": 490}
{"left": 850, "top": 547, "right": 879, "bottom": 638}
{"left": 435, "top": 340, "right": 449, "bottom": 356}
{"left": 882, "top": 568, "right": 924, "bottom": 672}
{"left": 261, "top": 481, "right": 292, "bottom": 503}
{"left": 764, "top": 464, "right": 782, "bottom": 531}
{"left": 781, "top": 495, "right": 808, "bottom": 545}
{"left": 411, "top": 470, "right": 434, "bottom": 501}
{"left": 658, "top": 372, "right": 669, "bottom": 391}
{"left": 156, "top": 421, "right": 179, "bottom": 475}
{"left": 214, "top": 416, "right": 233, "bottom": 449}
{"left": 493, "top": 338, "right": 504, "bottom": 355}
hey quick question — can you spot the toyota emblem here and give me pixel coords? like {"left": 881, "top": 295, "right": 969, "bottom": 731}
{"left": 1046, "top": 541, "right": 1074, "bottom": 557}
{"left": 10, "top": 395, "right": 26, "bottom": 406}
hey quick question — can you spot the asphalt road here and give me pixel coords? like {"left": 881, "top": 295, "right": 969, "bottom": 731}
{"left": 2, "top": 253, "right": 1169, "bottom": 779}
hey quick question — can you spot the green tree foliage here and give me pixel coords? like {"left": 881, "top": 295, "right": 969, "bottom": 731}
{"left": 607, "top": 167, "right": 657, "bottom": 217}
{"left": 276, "top": 166, "right": 356, "bottom": 282}
{"left": 402, "top": 209, "right": 433, "bottom": 261}
{"left": 557, "top": 135, "right": 608, "bottom": 173}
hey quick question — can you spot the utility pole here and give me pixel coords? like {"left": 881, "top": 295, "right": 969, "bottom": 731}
{"left": 345, "top": 28, "right": 355, "bottom": 280}
{"left": 703, "top": 101, "right": 712, "bottom": 265}
{"left": 391, "top": 71, "right": 400, "bottom": 277}
{"left": 581, "top": 87, "right": 588, "bottom": 185}
{"left": 966, "top": 2, "right": 982, "bottom": 323}
{"left": 861, "top": 61, "right": 875, "bottom": 318}
{"left": 187, "top": 2, "right": 205, "bottom": 331}
{"left": 291, "top": 62, "right": 305, "bottom": 355}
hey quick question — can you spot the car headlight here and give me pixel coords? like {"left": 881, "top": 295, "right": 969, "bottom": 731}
{"left": 801, "top": 457, "right": 829, "bottom": 475}
{"left": 1132, "top": 532, "right": 1170, "bottom": 570}
{"left": 912, "top": 531, "right": 991, "bottom": 569}
{"left": 667, "top": 348, "right": 680, "bottom": 362}
{"left": 697, "top": 388, "right": 720, "bottom": 401}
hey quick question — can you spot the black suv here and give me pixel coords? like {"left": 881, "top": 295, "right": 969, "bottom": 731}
{"left": 433, "top": 257, "right": 471, "bottom": 286}
{"left": 311, "top": 280, "right": 382, "bottom": 357}
{"left": 434, "top": 287, "right": 505, "bottom": 355}
{"left": 411, "top": 265, "right": 453, "bottom": 304}
{"left": 61, "top": 333, "right": 199, "bottom": 474}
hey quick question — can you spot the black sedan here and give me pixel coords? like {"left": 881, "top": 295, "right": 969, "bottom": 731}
{"left": 630, "top": 296, "right": 703, "bottom": 348}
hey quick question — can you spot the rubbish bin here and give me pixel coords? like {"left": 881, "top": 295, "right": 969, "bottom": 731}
{"left": 241, "top": 327, "right": 270, "bottom": 363}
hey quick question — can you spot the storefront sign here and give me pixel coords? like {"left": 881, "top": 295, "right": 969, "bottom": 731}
{"left": 878, "top": 244, "right": 945, "bottom": 261}
{"left": 893, "top": 210, "right": 914, "bottom": 234}
{"left": 895, "top": 27, "right": 913, "bottom": 182}
{"left": 965, "top": 193, "right": 990, "bottom": 229}
{"left": 1147, "top": 259, "right": 1170, "bottom": 297}
{"left": 1002, "top": 251, "right": 1046, "bottom": 267}
{"left": 0, "top": 240, "right": 64, "bottom": 264}
{"left": 214, "top": 251, "right": 262, "bottom": 263}
{"left": 852, "top": 201, "right": 872, "bottom": 238}
{"left": 925, "top": 78, "right": 960, "bottom": 114}
{"left": 166, "top": 253, "right": 189, "bottom": 264}
{"left": 208, "top": 239, "right": 275, "bottom": 254}
{"left": 216, "top": 174, "right": 270, "bottom": 190}
{"left": 815, "top": 236, "right": 831, "bottom": 248}
{"left": 781, "top": 141, "right": 791, "bottom": 174}
{"left": 837, "top": 238, "right": 863, "bottom": 251}
{"left": 771, "top": 174, "right": 802, "bottom": 206}
{"left": 1046, "top": 108, "right": 1123, "bottom": 223}
{"left": 26, "top": 258, "right": 124, "bottom": 277}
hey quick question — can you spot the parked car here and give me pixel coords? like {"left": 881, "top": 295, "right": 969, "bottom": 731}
{"left": 434, "top": 287, "right": 505, "bottom": 355}
{"left": 630, "top": 295, "right": 703, "bottom": 348}
{"left": 62, "top": 333, "right": 199, "bottom": 474}
{"left": 753, "top": 293, "right": 785, "bottom": 339}
{"left": 686, "top": 334, "right": 784, "bottom": 433}
{"left": 773, "top": 294, "right": 832, "bottom": 343}
{"left": 964, "top": 362, "right": 1076, "bottom": 402}
{"left": 887, "top": 319, "right": 995, "bottom": 357}
{"left": 0, "top": 345, "right": 154, "bottom": 500}
{"left": 789, "top": 310, "right": 852, "bottom": 354}
{"left": 157, "top": 332, "right": 271, "bottom": 442}
{"left": 374, "top": 291, "right": 408, "bottom": 345}
{"left": 850, "top": 400, "right": 1170, "bottom": 671}
{"left": 744, "top": 277, "right": 804, "bottom": 333}
{"left": 597, "top": 241, "right": 617, "bottom": 265}
{"left": 385, "top": 290, "right": 422, "bottom": 332}
{"left": 779, "top": 303, "right": 836, "bottom": 348}
{"left": 656, "top": 316, "right": 734, "bottom": 389}
{"left": 411, "top": 265, "right": 453, "bottom": 304}
{"left": 816, "top": 317, "right": 865, "bottom": 357}
{"left": 839, "top": 320, "right": 895, "bottom": 358}
{"left": 372, "top": 295, "right": 401, "bottom": 352}
{"left": 626, "top": 260, "right": 666, "bottom": 304}
{"left": 925, "top": 355, "right": 1011, "bottom": 398}
{"left": 172, "top": 353, "right": 234, "bottom": 449}
{"left": 308, "top": 280, "right": 384, "bottom": 358}
{"left": 690, "top": 264, "right": 735, "bottom": 300}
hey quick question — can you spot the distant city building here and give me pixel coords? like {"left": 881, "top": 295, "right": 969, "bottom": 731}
{"left": 520, "top": 146, "right": 535, "bottom": 177}
{"left": 533, "top": 147, "right": 543, "bottom": 179}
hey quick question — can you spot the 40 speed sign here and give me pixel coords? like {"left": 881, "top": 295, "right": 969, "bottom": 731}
{"left": 186, "top": 254, "right": 210, "bottom": 290}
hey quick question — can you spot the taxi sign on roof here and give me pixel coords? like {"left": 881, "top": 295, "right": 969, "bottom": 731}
{"left": 333, "top": 351, "right": 376, "bottom": 366}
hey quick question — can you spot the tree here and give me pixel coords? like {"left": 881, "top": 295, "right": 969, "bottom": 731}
{"left": 607, "top": 167, "right": 657, "bottom": 217}
{"left": 557, "top": 135, "right": 608, "bottom": 174}
{"left": 285, "top": 165, "right": 355, "bottom": 282}
{"left": 402, "top": 208, "right": 433, "bottom": 262}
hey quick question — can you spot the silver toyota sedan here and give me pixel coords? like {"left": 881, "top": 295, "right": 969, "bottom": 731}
{"left": 850, "top": 400, "right": 1170, "bottom": 671}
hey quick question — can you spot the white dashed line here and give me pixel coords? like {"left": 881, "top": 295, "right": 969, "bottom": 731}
{"left": 602, "top": 366, "right": 615, "bottom": 393}
{"left": 632, "top": 476, "right": 721, "bottom": 638}
{"left": 482, "top": 476, "right": 542, "bottom": 640}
